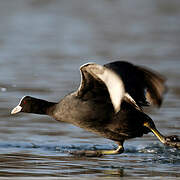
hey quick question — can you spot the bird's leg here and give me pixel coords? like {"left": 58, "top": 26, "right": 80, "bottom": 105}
{"left": 144, "top": 122, "right": 166, "bottom": 144}
{"left": 144, "top": 122, "right": 180, "bottom": 149}
{"left": 71, "top": 141, "right": 124, "bottom": 157}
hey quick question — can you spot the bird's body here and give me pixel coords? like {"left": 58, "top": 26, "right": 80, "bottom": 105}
{"left": 51, "top": 93, "right": 150, "bottom": 142}
{"left": 11, "top": 61, "right": 180, "bottom": 156}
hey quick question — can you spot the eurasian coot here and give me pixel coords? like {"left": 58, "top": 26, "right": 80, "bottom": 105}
{"left": 11, "top": 61, "right": 180, "bottom": 156}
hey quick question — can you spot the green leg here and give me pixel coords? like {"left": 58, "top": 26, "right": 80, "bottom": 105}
{"left": 144, "top": 122, "right": 180, "bottom": 149}
{"left": 144, "top": 122, "right": 166, "bottom": 144}
{"left": 71, "top": 141, "right": 124, "bottom": 157}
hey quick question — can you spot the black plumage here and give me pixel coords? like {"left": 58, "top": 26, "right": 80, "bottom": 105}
{"left": 11, "top": 61, "right": 180, "bottom": 156}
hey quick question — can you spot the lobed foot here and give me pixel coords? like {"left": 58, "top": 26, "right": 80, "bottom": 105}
{"left": 70, "top": 144, "right": 124, "bottom": 157}
{"left": 164, "top": 135, "right": 180, "bottom": 149}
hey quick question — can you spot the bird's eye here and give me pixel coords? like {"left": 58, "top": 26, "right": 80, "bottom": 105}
{"left": 24, "top": 100, "right": 26, "bottom": 104}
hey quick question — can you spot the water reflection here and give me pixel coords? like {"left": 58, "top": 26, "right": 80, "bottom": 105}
{"left": 0, "top": 142, "right": 179, "bottom": 177}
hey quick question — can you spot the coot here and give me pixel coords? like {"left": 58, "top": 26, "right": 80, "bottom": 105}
{"left": 11, "top": 61, "right": 180, "bottom": 156}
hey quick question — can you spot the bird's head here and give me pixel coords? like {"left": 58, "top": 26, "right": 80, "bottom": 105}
{"left": 11, "top": 96, "right": 34, "bottom": 114}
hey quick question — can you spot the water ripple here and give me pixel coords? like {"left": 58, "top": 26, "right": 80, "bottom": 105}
{"left": 0, "top": 141, "right": 179, "bottom": 157}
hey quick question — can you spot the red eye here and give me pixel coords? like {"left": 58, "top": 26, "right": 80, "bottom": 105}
{"left": 24, "top": 100, "right": 26, "bottom": 104}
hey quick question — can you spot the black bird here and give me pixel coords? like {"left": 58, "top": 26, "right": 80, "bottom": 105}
{"left": 11, "top": 61, "right": 180, "bottom": 156}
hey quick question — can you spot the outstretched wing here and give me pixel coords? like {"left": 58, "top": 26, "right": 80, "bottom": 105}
{"left": 104, "top": 61, "right": 166, "bottom": 107}
{"left": 77, "top": 63, "right": 138, "bottom": 113}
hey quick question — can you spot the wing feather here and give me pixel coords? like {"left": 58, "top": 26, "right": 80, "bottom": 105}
{"left": 105, "top": 61, "right": 166, "bottom": 107}
{"left": 78, "top": 63, "right": 128, "bottom": 113}
{"left": 77, "top": 61, "right": 165, "bottom": 113}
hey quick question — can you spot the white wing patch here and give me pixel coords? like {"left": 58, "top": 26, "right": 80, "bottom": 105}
{"left": 80, "top": 63, "right": 125, "bottom": 113}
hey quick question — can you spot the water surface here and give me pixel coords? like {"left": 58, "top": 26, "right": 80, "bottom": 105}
{"left": 0, "top": 0, "right": 180, "bottom": 178}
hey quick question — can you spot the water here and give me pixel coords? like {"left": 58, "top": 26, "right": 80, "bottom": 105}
{"left": 0, "top": 0, "right": 180, "bottom": 178}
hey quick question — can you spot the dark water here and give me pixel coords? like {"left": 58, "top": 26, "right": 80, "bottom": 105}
{"left": 0, "top": 0, "right": 180, "bottom": 179}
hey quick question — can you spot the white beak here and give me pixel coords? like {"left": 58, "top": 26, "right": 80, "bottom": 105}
{"left": 11, "top": 105, "right": 22, "bottom": 114}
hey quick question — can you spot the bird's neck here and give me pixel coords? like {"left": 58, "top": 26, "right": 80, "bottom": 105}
{"left": 43, "top": 101, "right": 57, "bottom": 116}
{"left": 30, "top": 97, "right": 57, "bottom": 115}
